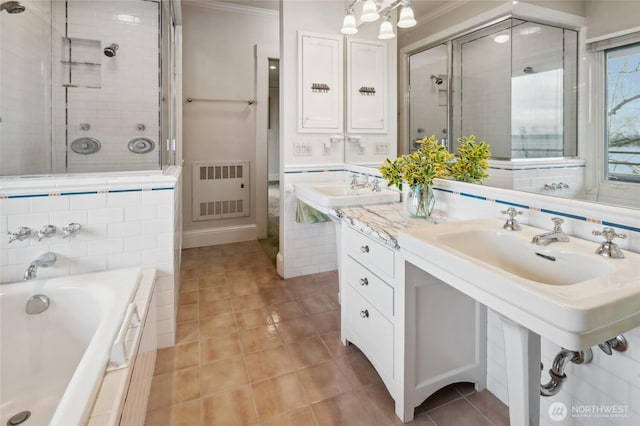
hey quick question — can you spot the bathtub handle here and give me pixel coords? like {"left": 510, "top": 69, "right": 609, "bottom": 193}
{"left": 109, "top": 303, "right": 141, "bottom": 370}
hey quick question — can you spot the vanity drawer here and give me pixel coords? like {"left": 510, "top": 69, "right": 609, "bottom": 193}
{"left": 344, "top": 226, "right": 395, "bottom": 280}
{"left": 344, "top": 256, "right": 394, "bottom": 318}
{"left": 344, "top": 284, "right": 394, "bottom": 379}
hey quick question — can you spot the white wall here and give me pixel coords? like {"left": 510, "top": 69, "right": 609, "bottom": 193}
{"left": 585, "top": 0, "right": 640, "bottom": 40}
{"left": 0, "top": 169, "right": 182, "bottom": 348}
{"left": 181, "top": 2, "right": 278, "bottom": 247}
{"left": 0, "top": 0, "right": 52, "bottom": 176}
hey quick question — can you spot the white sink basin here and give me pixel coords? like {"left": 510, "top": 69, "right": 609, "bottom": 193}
{"left": 399, "top": 218, "right": 640, "bottom": 350}
{"left": 437, "top": 228, "right": 614, "bottom": 286}
{"left": 296, "top": 182, "right": 400, "bottom": 213}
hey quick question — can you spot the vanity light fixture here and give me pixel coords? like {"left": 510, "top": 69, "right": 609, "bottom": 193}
{"left": 341, "top": 0, "right": 417, "bottom": 38}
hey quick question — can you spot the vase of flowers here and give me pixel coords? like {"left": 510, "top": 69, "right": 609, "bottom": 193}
{"left": 380, "top": 134, "right": 491, "bottom": 218}
{"left": 379, "top": 135, "right": 452, "bottom": 218}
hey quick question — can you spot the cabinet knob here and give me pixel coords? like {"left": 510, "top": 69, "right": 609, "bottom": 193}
{"left": 360, "top": 245, "right": 369, "bottom": 253}
{"left": 360, "top": 309, "right": 369, "bottom": 318}
{"left": 359, "top": 278, "right": 368, "bottom": 286}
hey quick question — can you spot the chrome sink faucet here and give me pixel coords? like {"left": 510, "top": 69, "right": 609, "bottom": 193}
{"left": 531, "top": 217, "right": 569, "bottom": 245}
{"left": 350, "top": 173, "right": 370, "bottom": 190}
{"left": 24, "top": 252, "right": 56, "bottom": 280}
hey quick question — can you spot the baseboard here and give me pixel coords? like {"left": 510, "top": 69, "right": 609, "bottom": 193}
{"left": 183, "top": 224, "right": 257, "bottom": 248}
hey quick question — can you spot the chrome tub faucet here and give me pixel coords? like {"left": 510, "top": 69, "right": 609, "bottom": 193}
{"left": 24, "top": 252, "right": 56, "bottom": 280}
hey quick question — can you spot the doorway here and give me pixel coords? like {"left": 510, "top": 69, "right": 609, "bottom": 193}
{"left": 259, "top": 59, "right": 280, "bottom": 264}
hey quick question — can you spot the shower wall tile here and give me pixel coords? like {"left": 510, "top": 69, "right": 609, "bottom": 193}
{"left": 0, "top": 168, "right": 182, "bottom": 349}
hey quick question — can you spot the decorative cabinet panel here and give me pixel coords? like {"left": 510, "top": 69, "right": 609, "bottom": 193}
{"left": 347, "top": 39, "right": 387, "bottom": 133}
{"left": 298, "top": 32, "right": 343, "bottom": 133}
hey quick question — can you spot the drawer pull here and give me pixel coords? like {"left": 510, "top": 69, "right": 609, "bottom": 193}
{"left": 360, "top": 309, "right": 369, "bottom": 318}
{"left": 360, "top": 245, "right": 370, "bottom": 253}
{"left": 360, "top": 278, "right": 369, "bottom": 286}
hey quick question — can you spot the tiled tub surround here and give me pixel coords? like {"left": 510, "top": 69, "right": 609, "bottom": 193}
{"left": 335, "top": 181, "right": 640, "bottom": 425}
{"left": 0, "top": 167, "right": 182, "bottom": 348}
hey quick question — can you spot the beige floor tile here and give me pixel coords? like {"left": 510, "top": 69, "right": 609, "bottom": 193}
{"left": 296, "top": 361, "right": 351, "bottom": 403}
{"left": 198, "top": 298, "right": 234, "bottom": 320}
{"left": 312, "top": 391, "right": 374, "bottom": 426}
{"left": 252, "top": 373, "right": 307, "bottom": 420}
{"left": 356, "top": 383, "right": 400, "bottom": 426}
{"left": 427, "top": 398, "right": 492, "bottom": 426}
{"left": 178, "top": 290, "right": 197, "bottom": 306}
{"left": 200, "top": 332, "right": 243, "bottom": 364}
{"left": 175, "top": 321, "right": 198, "bottom": 345}
{"left": 334, "top": 353, "right": 382, "bottom": 389}
{"left": 147, "top": 366, "right": 200, "bottom": 411}
{"left": 201, "top": 355, "right": 249, "bottom": 396}
{"left": 145, "top": 399, "right": 201, "bottom": 426}
{"left": 245, "top": 345, "right": 295, "bottom": 382}
{"left": 320, "top": 331, "right": 357, "bottom": 358}
{"left": 179, "top": 279, "right": 197, "bottom": 294}
{"left": 201, "top": 385, "right": 257, "bottom": 426}
{"left": 454, "top": 382, "right": 476, "bottom": 396}
{"left": 198, "top": 264, "right": 226, "bottom": 276}
{"left": 260, "top": 406, "right": 316, "bottom": 426}
{"left": 239, "top": 324, "right": 282, "bottom": 353}
{"left": 466, "top": 390, "right": 509, "bottom": 426}
{"left": 198, "top": 313, "right": 236, "bottom": 338}
{"left": 232, "top": 293, "right": 267, "bottom": 311}
{"left": 309, "top": 310, "right": 340, "bottom": 334}
{"left": 298, "top": 293, "right": 340, "bottom": 315}
{"left": 235, "top": 307, "right": 274, "bottom": 330}
{"left": 199, "top": 285, "right": 231, "bottom": 303}
{"left": 414, "top": 383, "right": 463, "bottom": 415}
{"left": 260, "top": 287, "right": 295, "bottom": 306}
{"left": 176, "top": 303, "right": 198, "bottom": 324}
{"left": 180, "top": 267, "right": 198, "bottom": 281}
{"left": 276, "top": 317, "right": 319, "bottom": 343}
{"left": 229, "top": 278, "right": 260, "bottom": 297}
{"left": 268, "top": 301, "right": 306, "bottom": 323}
{"left": 154, "top": 341, "right": 199, "bottom": 376}
{"left": 286, "top": 336, "right": 332, "bottom": 369}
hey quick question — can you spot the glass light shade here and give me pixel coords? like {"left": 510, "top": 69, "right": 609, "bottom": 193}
{"left": 361, "top": 0, "right": 379, "bottom": 22}
{"left": 397, "top": 5, "right": 417, "bottom": 28}
{"left": 378, "top": 18, "right": 395, "bottom": 40}
{"left": 341, "top": 13, "right": 358, "bottom": 35}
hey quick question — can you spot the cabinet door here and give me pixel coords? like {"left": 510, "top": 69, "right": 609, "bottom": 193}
{"left": 298, "top": 32, "right": 343, "bottom": 133}
{"left": 347, "top": 39, "right": 387, "bottom": 133}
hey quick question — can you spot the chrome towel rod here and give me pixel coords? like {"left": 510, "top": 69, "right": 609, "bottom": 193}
{"left": 186, "top": 97, "right": 255, "bottom": 105}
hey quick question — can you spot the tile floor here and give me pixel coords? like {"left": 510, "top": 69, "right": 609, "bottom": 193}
{"left": 145, "top": 241, "right": 509, "bottom": 426}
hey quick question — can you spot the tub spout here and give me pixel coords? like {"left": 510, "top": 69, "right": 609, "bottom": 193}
{"left": 24, "top": 252, "right": 56, "bottom": 280}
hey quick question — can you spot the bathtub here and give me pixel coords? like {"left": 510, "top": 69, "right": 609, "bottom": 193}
{"left": 0, "top": 267, "right": 143, "bottom": 426}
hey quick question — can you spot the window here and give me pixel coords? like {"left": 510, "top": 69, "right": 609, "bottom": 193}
{"left": 605, "top": 42, "right": 640, "bottom": 183}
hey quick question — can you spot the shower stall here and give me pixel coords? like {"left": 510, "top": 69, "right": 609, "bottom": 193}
{"left": 451, "top": 18, "right": 578, "bottom": 159}
{"left": 0, "top": 0, "right": 175, "bottom": 175}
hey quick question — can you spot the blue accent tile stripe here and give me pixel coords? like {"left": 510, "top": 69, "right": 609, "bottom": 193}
{"left": 7, "top": 193, "right": 50, "bottom": 199}
{"left": 602, "top": 221, "right": 640, "bottom": 233}
{"left": 460, "top": 192, "right": 487, "bottom": 201}
{"left": 152, "top": 187, "right": 174, "bottom": 191}
{"left": 495, "top": 199, "right": 530, "bottom": 209}
{"left": 433, "top": 187, "right": 454, "bottom": 194}
{"left": 60, "top": 191, "right": 99, "bottom": 196}
{"left": 108, "top": 189, "right": 142, "bottom": 193}
{"left": 540, "top": 209, "right": 587, "bottom": 221}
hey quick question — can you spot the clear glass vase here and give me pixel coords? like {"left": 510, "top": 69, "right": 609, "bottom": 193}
{"left": 405, "top": 185, "right": 435, "bottom": 218}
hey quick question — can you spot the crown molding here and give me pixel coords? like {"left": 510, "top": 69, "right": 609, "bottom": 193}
{"left": 416, "top": 0, "right": 471, "bottom": 25}
{"left": 183, "top": 0, "right": 278, "bottom": 17}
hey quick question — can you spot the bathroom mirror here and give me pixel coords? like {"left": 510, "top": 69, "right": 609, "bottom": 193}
{"left": 0, "top": 0, "right": 168, "bottom": 176}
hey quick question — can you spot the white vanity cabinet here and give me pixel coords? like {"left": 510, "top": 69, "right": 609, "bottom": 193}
{"left": 340, "top": 223, "right": 487, "bottom": 422}
{"left": 346, "top": 39, "right": 387, "bottom": 133}
{"left": 297, "top": 32, "right": 343, "bottom": 133}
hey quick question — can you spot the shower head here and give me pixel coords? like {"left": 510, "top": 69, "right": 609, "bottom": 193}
{"left": 0, "top": 1, "right": 26, "bottom": 13}
{"left": 104, "top": 43, "right": 119, "bottom": 57}
{"left": 430, "top": 74, "right": 444, "bottom": 86}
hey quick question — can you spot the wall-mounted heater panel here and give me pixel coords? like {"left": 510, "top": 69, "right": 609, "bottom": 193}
{"left": 192, "top": 161, "right": 250, "bottom": 221}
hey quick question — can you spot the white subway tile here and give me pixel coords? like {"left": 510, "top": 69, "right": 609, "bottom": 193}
{"left": 30, "top": 195, "right": 70, "bottom": 213}
{"left": 88, "top": 239, "right": 124, "bottom": 256}
{"left": 108, "top": 252, "right": 142, "bottom": 270}
{"left": 124, "top": 234, "right": 156, "bottom": 252}
{"left": 88, "top": 208, "right": 124, "bottom": 224}
{"left": 70, "top": 193, "right": 107, "bottom": 210}
{"left": 107, "top": 222, "right": 142, "bottom": 238}
{"left": 107, "top": 191, "right": 142, "bottom": 208}
{"left": 0, "top": 198, "right": 30, "bottom": 215}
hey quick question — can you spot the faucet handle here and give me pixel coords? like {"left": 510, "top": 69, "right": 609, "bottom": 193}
{"left": 592, "top": 227, "right": 626, "bottom": 259}
{"left": 551, "top": 217, "right": 564, "bottom": 231}
{"left": 501, "top": 207, "right": 522, "bottom": 231}
{"left": 62, "top": 223, "right": 82, "bottom": 239}
{"left": 370, "top": 178, "right": 381, "bottom": 192}
{"left": 37, "top": 225, "right": 57, "bottom": 241}
{"left": 8, "top": 226, "right": 32, "bottom": 243}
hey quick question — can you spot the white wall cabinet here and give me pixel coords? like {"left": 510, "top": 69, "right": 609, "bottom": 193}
{"left": 347, "top": 39, "right": 387, "bottom": 133}
{"left": 340, "top": 224, "right": 487, "bottom": 422}
{"left": 297, "top": 32, "right": 343, "bottom": 133}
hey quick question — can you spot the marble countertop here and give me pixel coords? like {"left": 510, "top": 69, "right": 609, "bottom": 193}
{"left": 333, "top": 203, "right": 445, "bottom": 249}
